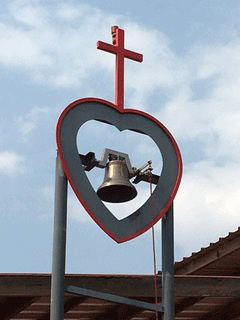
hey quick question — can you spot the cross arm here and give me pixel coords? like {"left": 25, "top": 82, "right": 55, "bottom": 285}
{"left": 97, "top": 41, "right": 143, "bottom": 62}
{"left": 124, "top": 48, "right": 143, "bottom": 62}
{"left": 97, "top": 41, "right": 118, "bottom": 55}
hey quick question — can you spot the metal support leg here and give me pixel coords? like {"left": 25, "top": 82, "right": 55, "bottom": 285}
{"left": 162, "top": 204, "right": 174, "bottom": 320}
{"left": 50, "top": 155, "right": 68, "bottom": 320}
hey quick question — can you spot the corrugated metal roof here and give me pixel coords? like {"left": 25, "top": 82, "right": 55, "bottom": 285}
{"left": 1, "top": 227, "right": 240, "bottom": 319}
{"left": 175, "top": 227, "right": 240, "bottom": 276}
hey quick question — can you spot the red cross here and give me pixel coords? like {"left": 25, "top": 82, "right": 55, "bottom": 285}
{"left": 97, "top": 26, "right": 143, "bottom": 110}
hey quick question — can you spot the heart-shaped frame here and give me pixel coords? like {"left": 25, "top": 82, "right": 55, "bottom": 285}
{"left": 56, "top": 98, "right": 182, "bottom": 243}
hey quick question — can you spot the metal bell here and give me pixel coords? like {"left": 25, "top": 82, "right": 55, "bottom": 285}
{"left": 97, "top": 159, "right": 137, "bottom": 203}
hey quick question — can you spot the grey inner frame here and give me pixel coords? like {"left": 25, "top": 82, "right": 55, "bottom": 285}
{"left": 59, "top": 100, "right": 179, "bottom": 242}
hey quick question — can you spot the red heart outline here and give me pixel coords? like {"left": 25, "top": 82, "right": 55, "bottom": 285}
{"left": 57, "top": 98, "right": 182, "bottom": 243}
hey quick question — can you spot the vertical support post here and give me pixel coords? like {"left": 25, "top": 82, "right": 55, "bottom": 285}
{"left": 50, "top": 155, "right": 68, "bottom": 320}
{"left": 162, "top": 204, "right": 174, "bottom": 320}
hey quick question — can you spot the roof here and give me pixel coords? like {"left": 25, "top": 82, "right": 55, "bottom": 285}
{"left": 175, "top": 227, "right": 240, "bottom": 276}
{"left": 1, "top": 228, "right": 240, "bottom": 319}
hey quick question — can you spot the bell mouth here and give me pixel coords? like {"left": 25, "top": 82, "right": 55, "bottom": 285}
{"left": 97, "top": 184, "right": 137, "bottom": 203}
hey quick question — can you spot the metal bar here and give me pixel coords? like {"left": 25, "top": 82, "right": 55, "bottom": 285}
{"left": 65, "top": 285, "right": 163, "bottom": 313}
{"left": 50, "top": 155, "right": 68, "bottom": 320}
{"left": 132, "top": 173, "right": 159, "bottom": 185}
{"left": 3, "top": 274, "right": 240, "bottom": 297}
{"left": 162, "top": 204, "right": 174, "bottom": 320}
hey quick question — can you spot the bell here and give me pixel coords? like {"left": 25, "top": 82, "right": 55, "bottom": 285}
{"left": 97, "top": 160, "right": 137, "bottom": 203}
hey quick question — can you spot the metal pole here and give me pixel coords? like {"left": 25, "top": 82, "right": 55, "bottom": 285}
{"left": 162, "top": 204, "right": 174, "bottom": 320}
{"left": 50, "top": 155, "right": 68, "bottom": 320}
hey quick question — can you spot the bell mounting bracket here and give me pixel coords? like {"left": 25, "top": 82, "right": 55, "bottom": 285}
{"left": 79, "top": 148, "right": 157, "bottom": 182}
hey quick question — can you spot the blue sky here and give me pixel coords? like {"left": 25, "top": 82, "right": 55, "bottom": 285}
{"left": 1, "top": 0, "right": 240, "bottom": 274}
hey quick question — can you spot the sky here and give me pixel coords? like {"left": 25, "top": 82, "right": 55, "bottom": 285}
{"left": 1, "top": 0, "right": 240, "bottom": 275}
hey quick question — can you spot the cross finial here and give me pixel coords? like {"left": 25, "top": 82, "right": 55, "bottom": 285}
{"left": 97, "top": 26, "right": 143, "bottom": 110}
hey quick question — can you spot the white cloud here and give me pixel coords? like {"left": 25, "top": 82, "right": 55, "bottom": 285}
{"left": 0, "top": 1, "right": 187, "bottom": 95}
{"left": 55, "top": 3, "right": 96, "bottom": 22}
{"left": 17, "top": 106, "right": 52, "bottom": 137}
{"left": 0, "top": 23, "right": 51, "bottom": 67}
{"left": 175, "top": 159, "right": 240, "bottom": 259}
{"left": 0, "top": 0, "right": 119, "bottom": 87}
{"left": 124, "top": 23, "right": 189, "bottom": 109}
{"left": 9, "top": 0, "right": 49, "bottom": 27}
{"left": 157, "top": 40, "right": 240, "bottom": 164}
{"left": 0, "top": 150, "right": 25, "bottom": 175}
